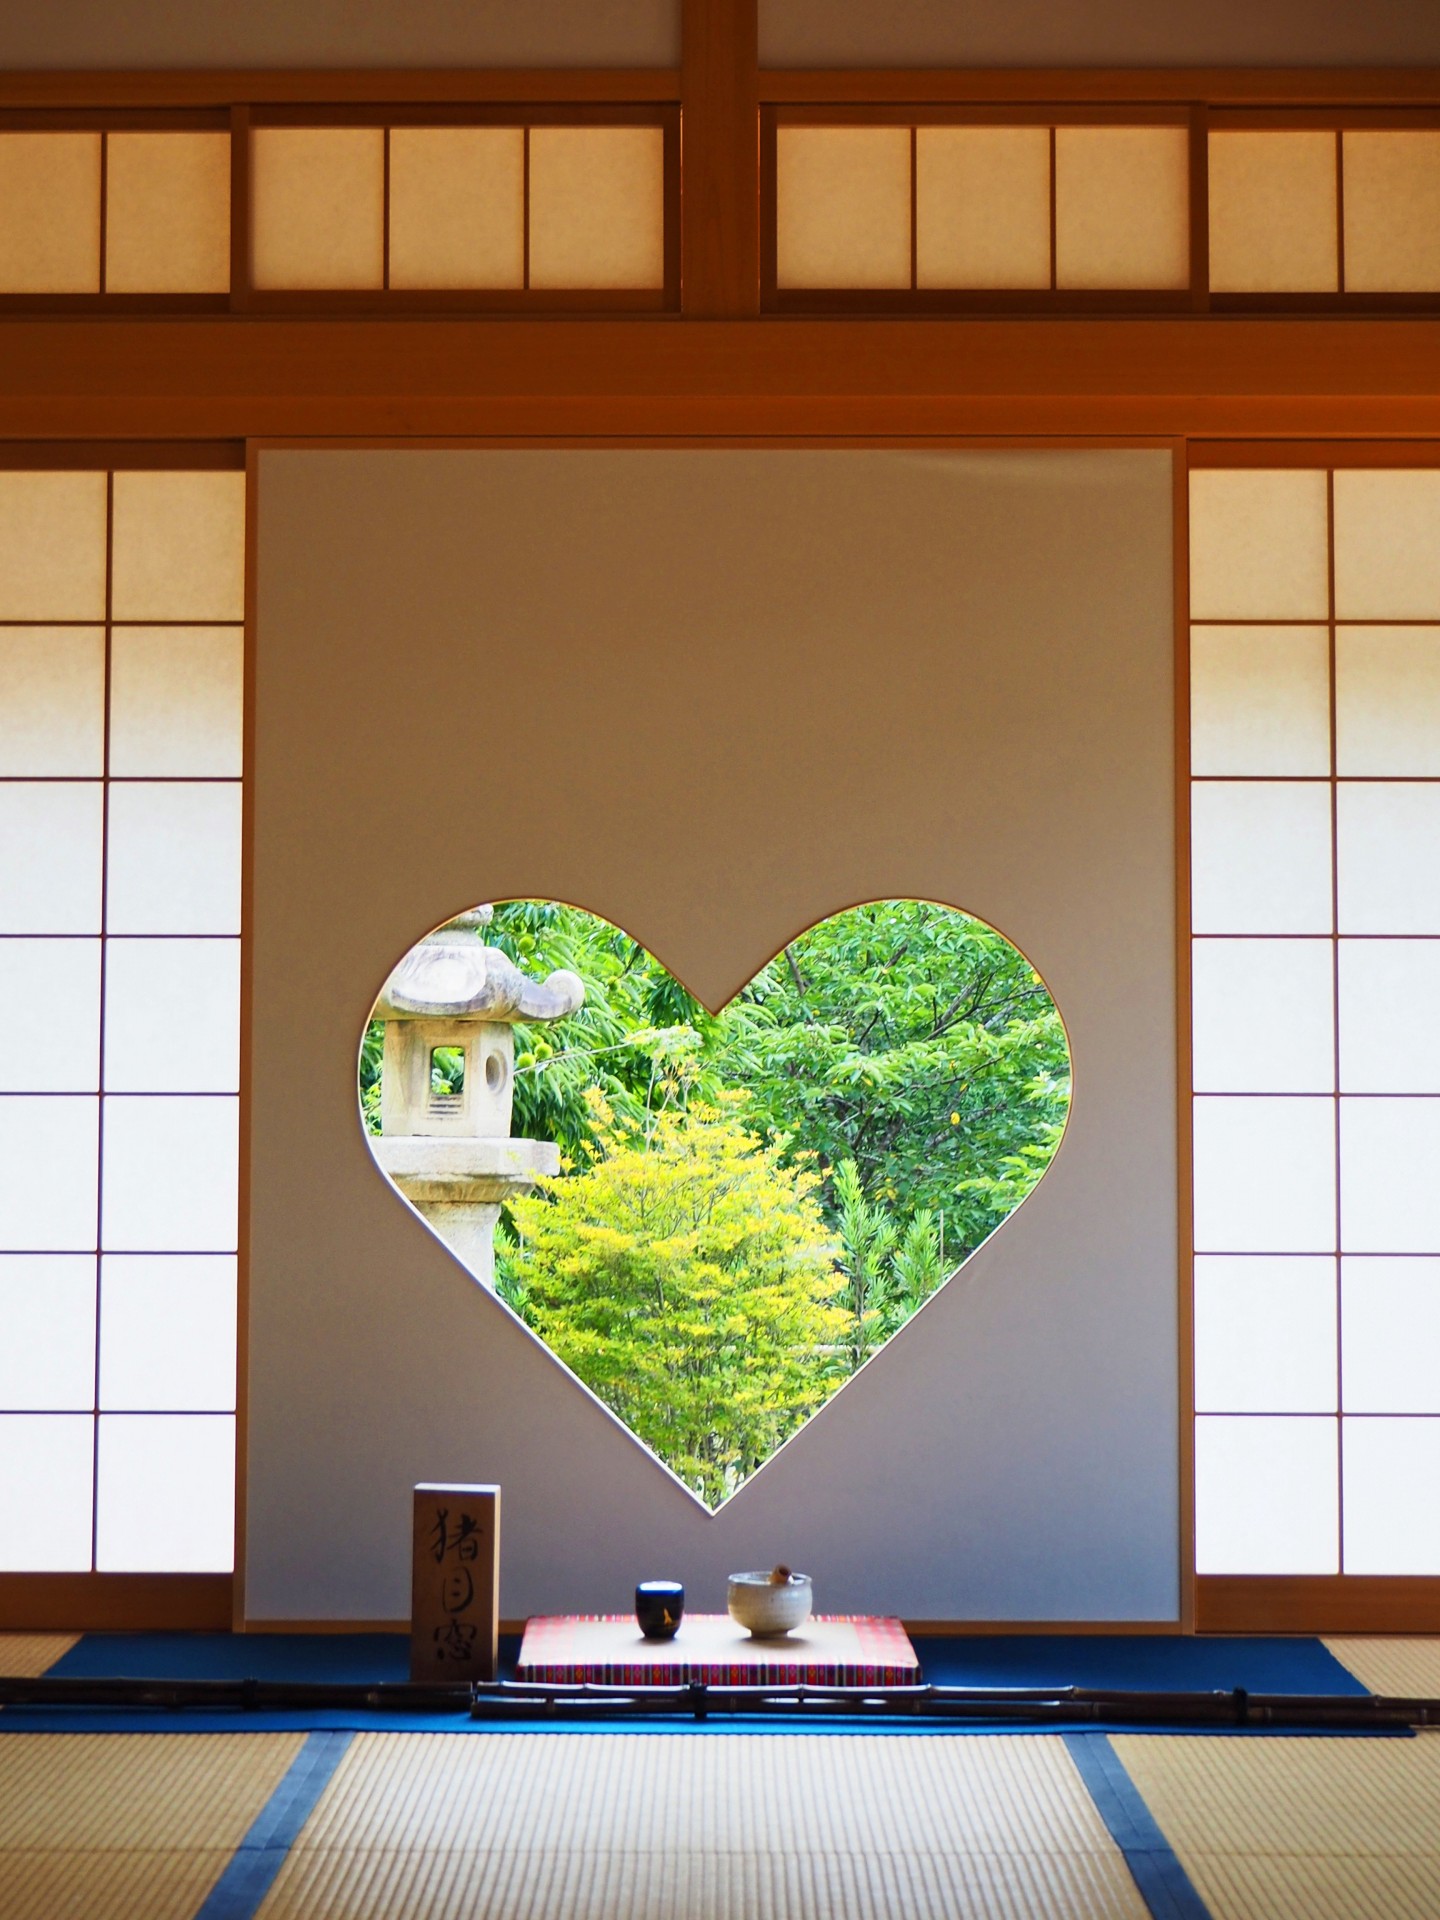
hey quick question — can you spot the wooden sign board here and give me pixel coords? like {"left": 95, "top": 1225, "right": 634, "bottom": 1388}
{"left": 410, "top": 1482, "right": 499, "bottom": 1683}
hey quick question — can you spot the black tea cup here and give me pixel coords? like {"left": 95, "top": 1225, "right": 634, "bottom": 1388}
{"left": 635, "top": 1580, "right": 684, "bottom": 1640}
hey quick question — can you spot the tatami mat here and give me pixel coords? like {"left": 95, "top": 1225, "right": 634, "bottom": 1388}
{"left": 1323, "top": 1636, "right": 1440, "bottom": 1700}
{"left": 261, "top": 1844, "right": 1149, "bottom": 1920}
{"left": 0, "top": 1848, "right": 236, "bottom": 1920}
{"left": 0, "top": 1634, "right": 78, "bottom": 1677}
{"left": 0, "top": 1732, "right": 304, "bottom": 1920}
{"left": 257, "top": 1732, "right": 1150, "bottom": 1920}
{"left": 0, "top": 1732, "right": 304, "bottom": 1851}
{"left": 1112, "top": 1732, "right": 1440, "bottom": 1920}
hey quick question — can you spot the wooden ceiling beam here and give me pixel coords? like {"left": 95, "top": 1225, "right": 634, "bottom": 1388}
{"left": 3, "top": 316, "right": 1440, "bottom": 438}
{"left": 2, "top": 65, "right": 1437, "bottom": 111}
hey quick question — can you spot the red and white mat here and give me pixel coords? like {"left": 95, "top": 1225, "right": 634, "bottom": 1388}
{"left": 515, "top": 1613, "right": 921, "bottom": 1687}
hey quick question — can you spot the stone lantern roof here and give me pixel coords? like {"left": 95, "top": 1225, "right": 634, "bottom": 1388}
{"left": 374, "top": 906, "right": 584, "bottom": 1025}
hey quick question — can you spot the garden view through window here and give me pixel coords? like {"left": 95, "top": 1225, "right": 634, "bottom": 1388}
{"left": 361, "top": 898, "right": 1070, "bottom": 1507}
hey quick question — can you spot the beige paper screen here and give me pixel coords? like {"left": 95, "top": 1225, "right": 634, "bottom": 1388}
{"left": 1208, "top": 130, "right": 1338, "bottom": 293}
{"left": 0, "top": 784, "right": 104, "bottom": 934}
{"left": 1337, "top": 785, "right": 1440, "bottom": 934}
{"left": 1055, "top": 127, "right": 1189, "bottom": 290}
{"left": 0, "top": 132, "right": 101, "bottom": 293}
{"left": 105, "top": 132, "right": 231, "bottom": 294}
{"left": 104, "top": 782, "right": 242, "bottom": 935}
{"left": 0, "top": 948, "right": 100, "bottom": 1096}
{"left": 251, "top": 127, "right": 385, "bottom": 291}
{"left": 1333, "top": 470, "right": 1440, "bottom": 619}
{"left": 388, "top": 127, "right": 525, "bottom": 290}
{"left": 1336, "top": 628, "right": 1440, "bottom": 777}
{"left": 1190, "top": 626, "right": 1331, "bottom": 776}
{"left": 528, "top": 126, "right": 665, "bottom": 289}
{"left": 1191, "top": 459, "right": 1440, "bottom": 1579}
{"left": 1192, "top": 942, "right": 1335, "bottom": 1094}
{"left": 0, "top": 465, "right": 245, "bottom": 1578}
{"left": 0, "top": 628, "right": 105, "bottom": 777}
{"left": 110, "top": 471, "right": 247, "bottom": 622}
{"left": 1193, "top": 1097, "right": 1337, "bottom": 1254}
{"left": 1340, "top": 950, "right": 1440, "bottom": 1094}
{"left": 0, "top": 1414, "right": 93, "bottom": 1569}
{"left": 1191, "top": 781, "right": 1335, "bottom": 934}
{"left": 776, "top": 125, "right": 911, "bottom": 289}
{"left": 1194, "top": 1256, "right": 1336, "bottom": 1409}
{"left": 915, "top": 126, "right": 1050, "bottom": 289}
{"left": 1189, "top": 469, "right": 1330, "bottom": 621}
{"left": 1343, "top": 131, "right": 1440, "bottom": 293}
{"left": 104, "top": 946, "right": 240, "bottom": 1096}
{"left": 107, "top": 628, "right": 244, "bottom": 778}
{"left": 0, "top": 472, "right": 108, "bottom": 621}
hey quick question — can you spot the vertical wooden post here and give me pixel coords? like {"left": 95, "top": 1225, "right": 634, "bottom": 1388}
{"left": 229, "top": 105, "right": 252, "bottom": 312}
{"left": 410, "top": 1483, "right": 500, "bottom": 1683}
{"left": 1188, "top": 104, "right": 1210, "bottom": 313}
{"left": 680, "top": 0, "right": 760, "bottom": 315}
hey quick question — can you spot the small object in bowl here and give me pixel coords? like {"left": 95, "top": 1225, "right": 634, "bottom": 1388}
{"left": 727, "top": 1568, "right": 813, "bottom": 1638}
{"left": 635, "top": 1579, "right": 684, "bottom": 1640}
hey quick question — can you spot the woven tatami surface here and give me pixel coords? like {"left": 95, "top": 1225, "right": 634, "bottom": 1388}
{"left": 1324, "top": 1636, "right": 1440, "bottom": 1700}
{"left": 1113, "top": 1731, "right": 1440, "bottom": 1920}
{"left": 0, "top": 1732, "right": 304, "bottom": 1920}
{"left": 0, "top": 1634, "right": 78, "bottom": 1677}
{"left": 257, "top": 1731, "right": 1150, "bottom": 1920}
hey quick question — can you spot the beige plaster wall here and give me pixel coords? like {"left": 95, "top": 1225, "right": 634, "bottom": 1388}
{"left": 4, "top": 0, "right": 1434, "bottom": 73}
{"left": 0, "top": 0, "right": 678, "bottom": 71}
{"left": 247, "top": 447, "right": 1177, "bottom": 1624}
{"left": 761, "top": 0, "right": 1440, "bottom": 68}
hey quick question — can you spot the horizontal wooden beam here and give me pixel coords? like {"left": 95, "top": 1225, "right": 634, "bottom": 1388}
{"left": 1197, "top": 1575, "right": 1440, "bottom": 1635}
{"left": 3, "top": 67, "right": 1439, "bottom": 111}
{"left": 0, "top": 1574, "right": 233, "bottom": 1632}
{"left": 4, "top": 317, "right": 1440, "bottom": 438}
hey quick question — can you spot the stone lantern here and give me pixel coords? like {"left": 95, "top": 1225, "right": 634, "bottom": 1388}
{"left": 369, "top": 907, "right": 583, "bottom": 1288}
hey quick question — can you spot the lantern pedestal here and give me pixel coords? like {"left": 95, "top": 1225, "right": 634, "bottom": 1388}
{"left": 371, "top": 1135, "right": 559, "bottom": 1289}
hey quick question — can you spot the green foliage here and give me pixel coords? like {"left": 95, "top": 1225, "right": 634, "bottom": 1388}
{"left": 498, "top": 1093, "right": 848, "bottom": 1507}
{"left": 484, "top": 897, "right": 1070, "bottom": 1265}
{"left": 484, "top": 900, "right": 725, "bottom": 1164}
{"left": 431, "top": 1046, "right": 465, "bottom": 1095}
{"left": 722, "top": 901, "right": 1069, "bottom": 1262}
{"left": 830, "top": 1158, "right": 946, "bottom": 1371}
{"left": 889, "top": 1208, "right": 945, "bottom": 1325}
{"left": 363, "top": 897, "right": 1071, "bottom": 1500}
{"left": 831, "top": 1156, "right": 895, "bottom": 1372}
{"left": 359, "top": 1020, "right": 384, "bottom": 1134}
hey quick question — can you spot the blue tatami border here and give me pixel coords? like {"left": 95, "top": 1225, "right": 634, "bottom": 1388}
{"left": 1064, "top": 1731, "right": 1212, "bottom": 1920}
{"left": 192, "top": 1729, "right": 353, "bottom": 1920}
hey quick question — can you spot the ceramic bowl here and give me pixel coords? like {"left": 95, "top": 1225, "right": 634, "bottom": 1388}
{"left": 727, "top": 1570, "right": 813, "bottom": 1637}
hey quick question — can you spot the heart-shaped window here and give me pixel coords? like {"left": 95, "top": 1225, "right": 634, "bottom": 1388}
{"left": 361, "top": 900, "right": 1070, "bottom": 1509}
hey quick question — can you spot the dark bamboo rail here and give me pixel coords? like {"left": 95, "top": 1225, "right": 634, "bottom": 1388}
{"left": 0, "top": 1674, "right": 1433, "bottom": 1729}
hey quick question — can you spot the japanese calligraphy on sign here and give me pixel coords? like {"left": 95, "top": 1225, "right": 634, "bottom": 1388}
{"left": 410, "top": 1483, "right": 499, "bottom": 1683}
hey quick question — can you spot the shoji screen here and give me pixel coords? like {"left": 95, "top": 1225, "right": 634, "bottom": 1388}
{"left": 1190, "top": 457, "right": 1440, "bottom": 1591}
{"left": 0, "top": 460, "right": 243, "bottom": 1579}
{"left": 771, "top": 115, "right": 1192, "bottom": 305}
